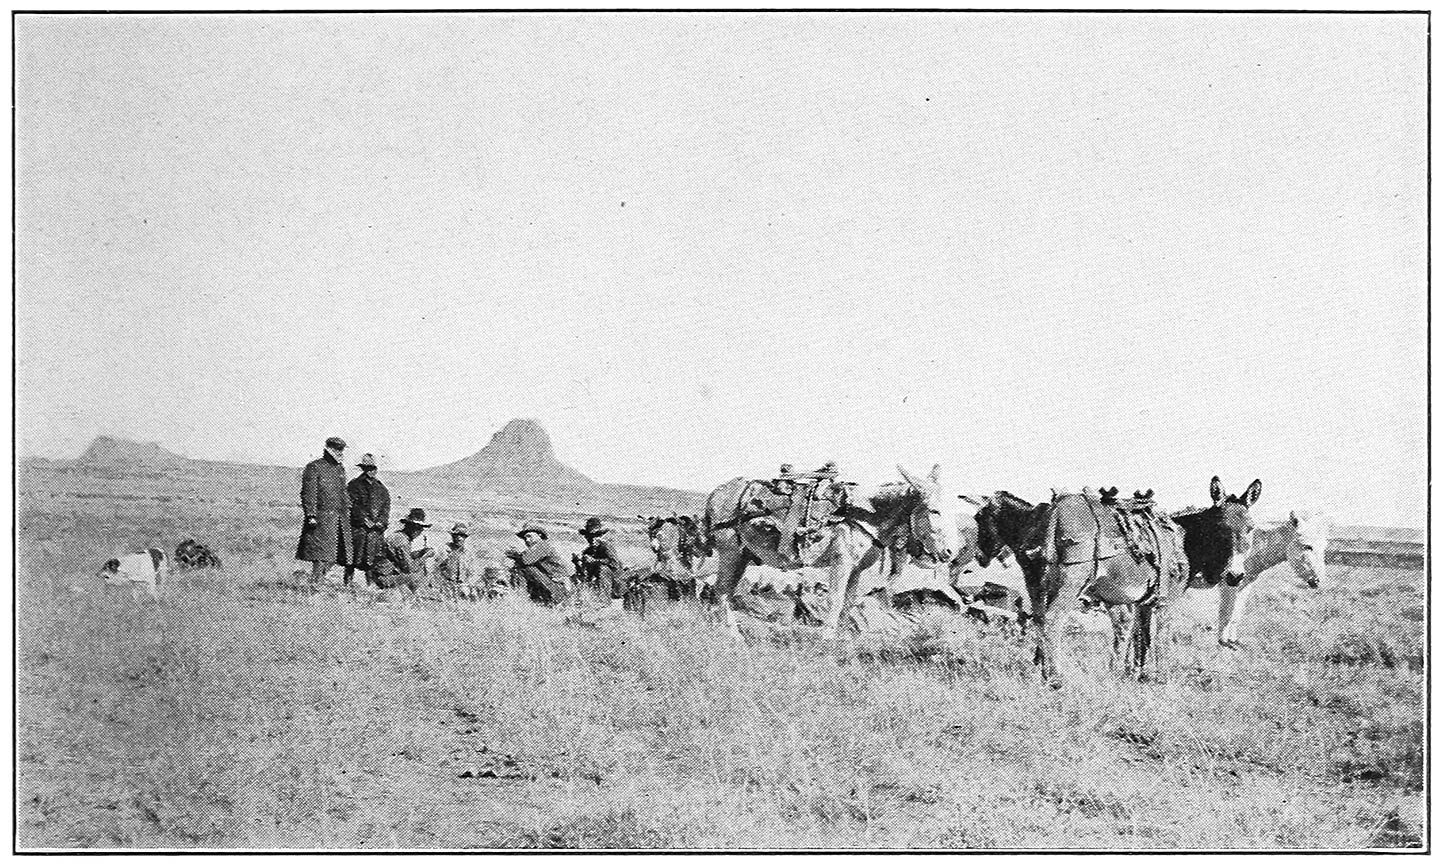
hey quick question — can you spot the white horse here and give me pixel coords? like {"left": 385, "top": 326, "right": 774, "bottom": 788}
{"left": 1213, "top": 510, "right": 1328, "bottom": 646}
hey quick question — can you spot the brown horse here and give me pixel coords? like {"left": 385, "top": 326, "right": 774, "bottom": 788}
{"left": 971, "top": 477, "right": 1259, "bottom": 685}
{"left": 703, "top": 465, "right": 965, "bottom": 640}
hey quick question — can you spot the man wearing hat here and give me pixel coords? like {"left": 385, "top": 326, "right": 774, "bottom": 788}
{"left": 435, "top": 522, "right": 483, "bottom": 600}
{"left": 576, "top": 517, "right": 627, "bottom": 611}
{"left": 296, "top": 436, "right": 352, "bottom": 583}
{"left": 370, "top": 507, "right": 435, "bottom": 594}
{"left": 344, "top": 453, "right": 390, "bottom": 586}
{"left": 506, "top": 524, "right": 568, "bottom": 606}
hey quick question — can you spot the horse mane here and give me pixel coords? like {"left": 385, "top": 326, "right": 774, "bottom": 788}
{"left": 1171, "top": 504, "right": 1212, "bottom": 522}
{"left": 992, "top": 490, "right": 1034, "bottom": 510}
{"left": 866, "top": 482, "right": 922, "bottom": 513}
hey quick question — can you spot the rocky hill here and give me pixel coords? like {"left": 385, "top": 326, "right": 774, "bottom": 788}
{"left": 415, "top": 418, "right": 597, "bottom": 494}
{"left": 73, "top": 436, "right": 188, "bottom": 470}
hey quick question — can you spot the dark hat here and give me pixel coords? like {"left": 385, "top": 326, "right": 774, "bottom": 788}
{"left": 516, "top": 523, "right": 548, "bottom": 540}
{"left": 325, "top": 436, "right": 347, "bottom": 450}
{"left": 356, "top": 453, "right": 378, "bottom": 468}
{"left": 580, "top": 517, "right": 608, "bottom": 537}
{"left": 399, "top": 507, "right": 431, "bottom": 527}
{"left": 450, "top": 522, "right": 469, "bottom": 537}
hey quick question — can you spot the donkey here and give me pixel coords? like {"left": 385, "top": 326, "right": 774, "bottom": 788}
{"left": 971, "top": 477, "right": 1262, "bottom": 686}
{"left": 702, "top": 465, "right": 965, "bottom": 641}
{"left": 970, "top": 489, "right": 1178, "bottom": 685}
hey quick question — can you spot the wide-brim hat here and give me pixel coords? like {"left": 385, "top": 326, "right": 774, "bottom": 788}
{"left": 400, "top": 507, "right": 431, "bottom": 527}
{"left": 579, "top": 517, "right": 608, "bottom": 537}
{"left": 516, "top": 523, "right": 548, "bottom": 540}
{"left": 356, "top": 453, "right": 378, "bottom": 468}
{"left": 450, "top": 522, "right": 469, "bottom": 537}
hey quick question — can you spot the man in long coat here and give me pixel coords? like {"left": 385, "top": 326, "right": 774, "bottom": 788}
{"left": 296, "top": 436, "right": 352, "bottom": 581}
{"left": 344, "top": 453, "right": 390, "bottom": 585}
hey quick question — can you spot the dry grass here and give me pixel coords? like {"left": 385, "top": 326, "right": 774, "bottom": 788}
{"left": 15, "top": 501, "right": 1427, "bottom": 850}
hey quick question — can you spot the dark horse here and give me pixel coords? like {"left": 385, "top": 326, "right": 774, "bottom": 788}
{"left": 970, "top": 476, "right": 1261, "bottom": 686}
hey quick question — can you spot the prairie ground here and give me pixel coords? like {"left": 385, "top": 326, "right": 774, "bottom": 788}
{"left": 15, "top": 496, "right": 1426, "bottom": 849}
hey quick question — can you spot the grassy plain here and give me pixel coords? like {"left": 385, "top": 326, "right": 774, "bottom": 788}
{"left": 15, "top": 482, "right": 1426, "bottom": 849}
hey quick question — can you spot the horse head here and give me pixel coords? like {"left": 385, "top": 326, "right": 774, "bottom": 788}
{"left": 896, "top": 464, "right": 964, "bottom": 565}
{"left": 1287, "top": 510, "right": 1328, "bottom": 589}
{"left": 964, "top": 494, "right": 1002, "bottom": 568}
{"left": 1180, "top": 476, "right": 1262, "bottom": 586}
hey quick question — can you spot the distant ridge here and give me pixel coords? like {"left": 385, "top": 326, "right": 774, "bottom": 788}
{"left": 34, "top": 422, "right": 706, "bottom": 517}
{"left": 416, "top": 418, "right": 597, "bottom": 493}
{"left": 72, "top": 436, "right": 187, "bottom": 469}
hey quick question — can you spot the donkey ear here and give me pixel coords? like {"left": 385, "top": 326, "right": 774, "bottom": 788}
{"left": 897, "top": 465, "right": 924, "bottom": 491}
{"left": 1210, "top": 476, "right": 1225, "bottom": 504}
{"left": 1243, "top": 479, "right": 1262, "bottom": 506}
{"left": 928, "top": 464, "right": 942, "bottom": 483}
{"left": 1289, "top": 510, "right": 1300, "bottom": 526}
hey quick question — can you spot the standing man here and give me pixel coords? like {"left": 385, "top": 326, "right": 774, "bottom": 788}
{"left": 506, "top": 524, "right": 569, "bottom": 606}
{"left": 296, "top": 436, "right": 352, "bottom": 583}
{"left": 370, "top": 507, "right": 435, "bottom": 597}
{"left": 345, "top": 453, "right": 390, "bottom": 586}
{"left": 577, "top": 517, "right": 626, "bottom": 611}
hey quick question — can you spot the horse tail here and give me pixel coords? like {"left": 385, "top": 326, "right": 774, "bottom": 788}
{"left": 702, "top": 477, "right": 751, "bottom": 557}
{"left": 1041, "top": 501, "right": 1060, "bottom": 566}
{"left": 700, "top": 498, "right": 716, "bottom": 558}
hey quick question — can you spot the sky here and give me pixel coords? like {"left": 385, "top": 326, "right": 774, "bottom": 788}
{"left": 15, "top": 12, "right": 1428, "bottom": 527}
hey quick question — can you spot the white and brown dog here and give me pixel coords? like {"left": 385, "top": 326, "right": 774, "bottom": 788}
{"left": 97, "top": 549, "right": 167, "bottom": 599}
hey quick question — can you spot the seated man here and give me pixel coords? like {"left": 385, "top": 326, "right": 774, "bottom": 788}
{"left": 507, "top": 523, "right": 569, "bottom": 606}
{"left": 435, "top": 522, "right": 483, "bottom": 600}
{"left": 576, "top": 517, "right": 626, "bottom": 611}
{"left": 370, "top": 508, "right": 435, "bottom": 596}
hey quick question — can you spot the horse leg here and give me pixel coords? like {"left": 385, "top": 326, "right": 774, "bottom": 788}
{"left": 820, "top": 533, "right": 858, "bottom": 641}
{"left": 1138, "top": 600, "right": 1168, "bottom": 683}
{"left": 1131, "top": 604, "right": 1152, "bottom": 673}
{"left": 1108, "top": 604, "right": 1137, "bottom": 676}
{"left": 711, "top": 538, "right": 748, "bottom": 641}
{"left": 1216, "top": 581, "right": 1240, "bottom": 647}
{"left": 1218, "top": 577, "right": 1255, "bottom": 647}
{"left": 1023, "top": 559, "right": 1066, "bottom": 687}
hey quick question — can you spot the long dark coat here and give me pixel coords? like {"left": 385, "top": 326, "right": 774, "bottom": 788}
{"left": 295, "top": 451, "right": 352, "bottom": 565}
{"left": 347, "top": 473, "right": 391, "bottom": 568}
